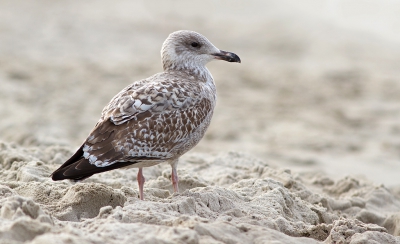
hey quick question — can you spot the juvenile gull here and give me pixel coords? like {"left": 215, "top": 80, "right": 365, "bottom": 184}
{"left": 51, "top": 30, "right": 241, "bottom": 200}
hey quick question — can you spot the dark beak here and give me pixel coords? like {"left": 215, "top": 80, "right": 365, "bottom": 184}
{"left": 213, "top": 50, "right": 241, "bottom": 63}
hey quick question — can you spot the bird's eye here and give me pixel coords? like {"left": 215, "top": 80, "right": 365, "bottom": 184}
{"left": 191, "top": 42, "right": 200, "bottom": 48}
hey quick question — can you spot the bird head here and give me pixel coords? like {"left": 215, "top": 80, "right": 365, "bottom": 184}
{"left": 161, "top": 30, "right": 241, "bottom": 72}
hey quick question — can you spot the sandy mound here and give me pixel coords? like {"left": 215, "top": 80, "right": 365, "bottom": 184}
{"left": 1, "top": 142, "right": 400, "bottom": 243}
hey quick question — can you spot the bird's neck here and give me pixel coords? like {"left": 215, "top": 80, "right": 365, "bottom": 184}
{"left": 164, "top": 65, "right": 212, "bottom": 83}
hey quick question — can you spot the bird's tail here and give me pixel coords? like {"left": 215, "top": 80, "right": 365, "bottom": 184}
{"left": 51, "top": 157, "right": 135, "bottom": 181}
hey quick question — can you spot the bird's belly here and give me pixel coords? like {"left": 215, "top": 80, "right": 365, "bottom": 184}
{"left": 124, "top": 160, "right": 164, "bottom": 169}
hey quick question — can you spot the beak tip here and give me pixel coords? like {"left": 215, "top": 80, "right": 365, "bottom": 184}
{"left": 227, "top": 52, "right": 241, "bottom": 63}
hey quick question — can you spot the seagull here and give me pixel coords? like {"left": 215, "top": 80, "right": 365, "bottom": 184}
{"left": 51, "top": 30, "right": 241, "bottom": 200}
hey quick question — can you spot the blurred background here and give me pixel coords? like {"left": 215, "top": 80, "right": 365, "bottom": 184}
{"left": 1, "top": 0, "right": 400, "bottom": 185}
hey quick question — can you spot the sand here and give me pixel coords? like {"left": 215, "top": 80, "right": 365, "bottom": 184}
{"left": 1, "top": 0, "right": 400, "bottom": 243}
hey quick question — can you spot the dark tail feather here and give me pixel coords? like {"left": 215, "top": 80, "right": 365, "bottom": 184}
{"left": 51, "top": 144, "right": 85, "bottom": 178}
{"left": 51, "top": 145, "right": 136, "bottom": 181}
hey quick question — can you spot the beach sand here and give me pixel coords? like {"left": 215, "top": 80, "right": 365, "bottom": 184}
{"left": 1, "top": 1, "right": 400, "bottom": 243}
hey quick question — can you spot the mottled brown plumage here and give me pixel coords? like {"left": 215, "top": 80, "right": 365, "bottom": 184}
{"left": 51, "top": 30, "right": 240, "bottom": 200}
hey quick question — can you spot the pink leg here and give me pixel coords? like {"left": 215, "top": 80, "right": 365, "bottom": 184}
{"left": 137, "top": 168, "right": 145, "bottom": 200}
{"left": 171, "top": 167, "right": 179, "bottom": 193}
